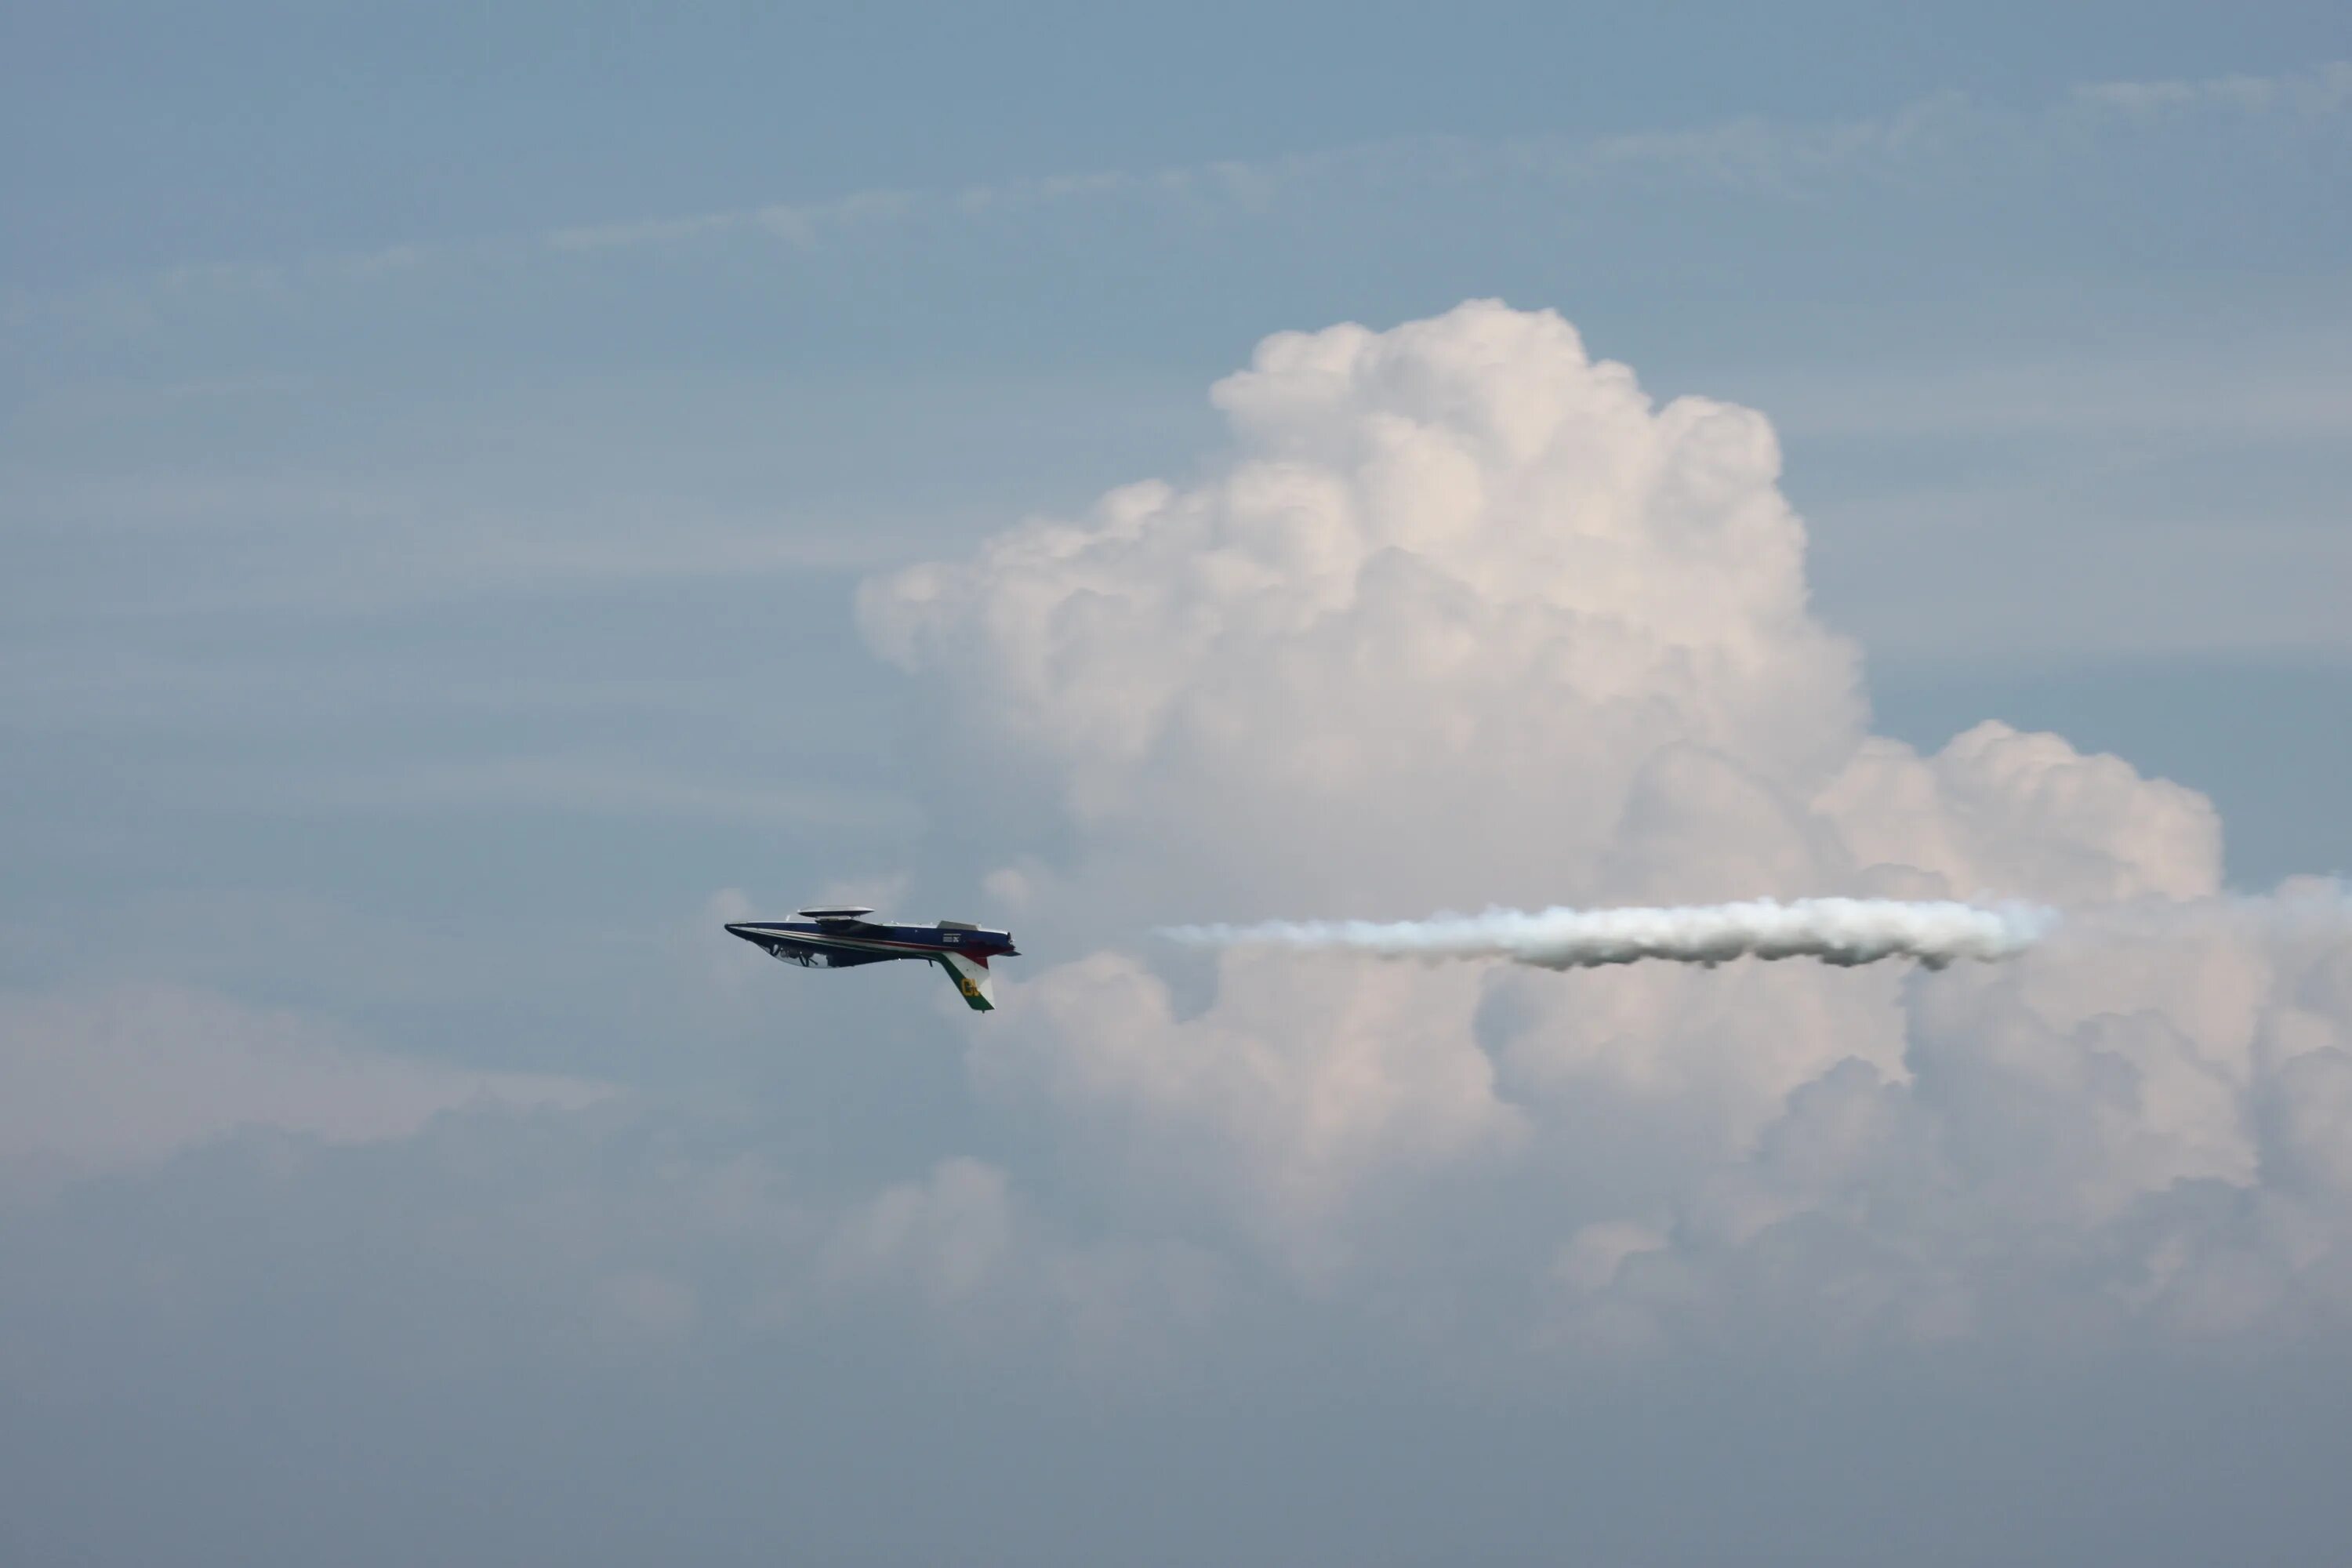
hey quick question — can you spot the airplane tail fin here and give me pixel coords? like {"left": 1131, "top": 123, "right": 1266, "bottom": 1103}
{"left": 936, "top": 951, "right": 995, "bottom": 1012}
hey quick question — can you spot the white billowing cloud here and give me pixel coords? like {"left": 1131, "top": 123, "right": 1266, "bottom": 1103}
{"left": 0, "top": 983, "right": 609, "bottom": 1194}
{"left": 970, "top": 950, "right": 1523, "bottom": 1276}
{"left": 1820, "top": 721, "right": 2223, "bottom": 903}
{"left": 860, "top": 300, "right": 2352, "bottom": 1345}
{"left": 1548, "top": 906, "right": 2352, "bottom": 1352}
{"left": 863, "top": 302, "right": 1864, "bottom": 920}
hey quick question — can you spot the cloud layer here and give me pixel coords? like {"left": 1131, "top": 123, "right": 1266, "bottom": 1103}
{"left": 16, "top": 60, "right": 2345, "bottom": 329}
{"left": 7, "top": 296, "right": 2348, "bottom": 1566}
{"left": 8, "top": 298, "right": 2345, "bottom": 1479}
{"left": 0, "top": 984, "right": 608, "bottom": 1199}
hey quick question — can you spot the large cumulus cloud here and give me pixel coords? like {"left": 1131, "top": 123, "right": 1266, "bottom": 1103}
{"left": 862, "top": 302, "right": 1867, "bottom": 919}
{"left": 860, "top": 300, "right": 2348, "bottom": 1340}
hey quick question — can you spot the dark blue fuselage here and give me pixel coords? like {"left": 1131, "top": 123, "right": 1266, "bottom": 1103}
{"left": 724, "top": 918, "right": 1018, "bottom": 968}
{"left": 723, "top": 914, "right": 1018, "bottom": 1011}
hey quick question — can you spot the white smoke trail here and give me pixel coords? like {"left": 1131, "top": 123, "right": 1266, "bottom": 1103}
{"left": 1161, "top": 897, "right": 2058, "bottom": 971}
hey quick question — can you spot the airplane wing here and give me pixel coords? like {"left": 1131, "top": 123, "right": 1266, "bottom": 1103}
{"left": 935, "top": 950, "right": 995, "bottom": 1012}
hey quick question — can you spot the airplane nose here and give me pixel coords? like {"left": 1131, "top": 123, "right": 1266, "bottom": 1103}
{"left": 724, "top": 923, "right": 760, "bottom": 942}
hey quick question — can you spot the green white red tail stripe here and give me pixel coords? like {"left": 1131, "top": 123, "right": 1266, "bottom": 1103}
{"left": 936, "top": 951, "right": 995, "bottom": 1011}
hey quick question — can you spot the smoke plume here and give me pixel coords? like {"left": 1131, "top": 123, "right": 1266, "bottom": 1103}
{"left": 1162, "top": 897, "right": 2056, "bottom": 971}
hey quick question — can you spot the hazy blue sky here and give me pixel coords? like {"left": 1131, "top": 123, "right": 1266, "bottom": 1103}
{"left": 5, "top": 5, "right": 2350, "bottom": 1564}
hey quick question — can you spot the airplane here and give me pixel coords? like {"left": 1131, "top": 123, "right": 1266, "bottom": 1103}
{"left": 723, "top": 907, "right": 1018, "bottom": 1012}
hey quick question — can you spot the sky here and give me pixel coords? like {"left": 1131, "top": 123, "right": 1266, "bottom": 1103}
{"left": 5, "top": 4, "right": 2352, "bottom": 1563}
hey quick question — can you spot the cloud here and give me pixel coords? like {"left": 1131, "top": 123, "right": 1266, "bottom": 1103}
{"left": 0, "top": 983, "right": 608, "bottom": 1196}
{"left": 862, "top": 300, "right": 2352, "bottom": 1344}
{"left": 13, "top": 62, "right": 2347, "bottom": 333}
{"left": 863, "top": 303, "right": 1864, "bottom": 921}
{"left": 970, "top": 949, "right": 1524, "bottom": 1278}
{"left": 2071, "top": 60, "right": 2352, "bottom": 119}
{"left": 822, "top": 1156, "right": 1016, "bottom": 1305}
{"left": 1547, "top": 900, "right": 2352, "bottom": 1353}
{"left": 1822, "top": 721, "right": 2223, "bottom": 902}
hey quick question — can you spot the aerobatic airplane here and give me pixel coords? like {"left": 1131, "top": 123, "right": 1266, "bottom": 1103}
{"left": 723, "top": 908, "right": 1018, "bottom": 1012}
